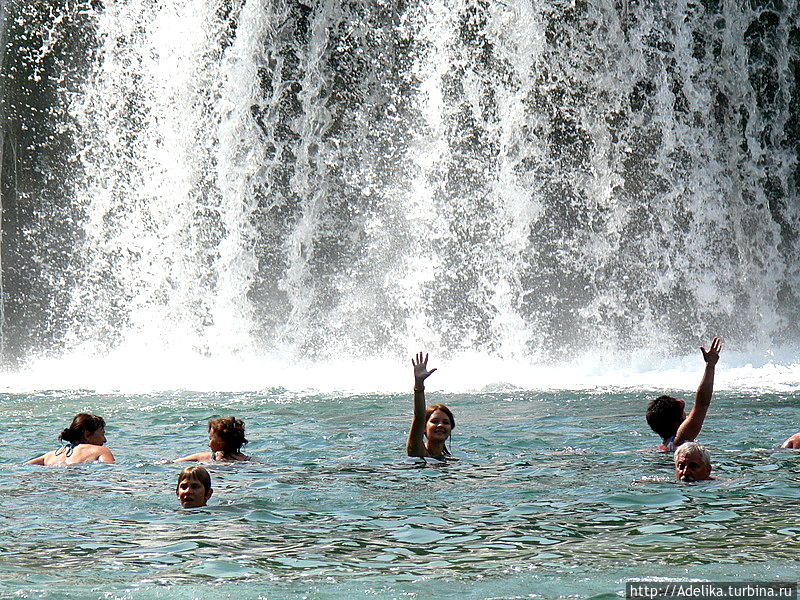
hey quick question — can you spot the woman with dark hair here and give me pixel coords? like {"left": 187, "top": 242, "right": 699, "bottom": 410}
{"left": 406, "top": 353, "right": 455, "bottom": 459}
{"left": 26, "top": 413, "right": 115, "bottom": 465}
{"left": 175, "top": 417, "right": 250, "bottom": 462}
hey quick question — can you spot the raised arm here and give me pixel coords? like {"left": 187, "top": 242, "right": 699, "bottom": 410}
{"left": 406, "top": 352, "right": 437, "bottom": 457}
{"left": 674, "top": 337, "right": 722, "bottom": 446}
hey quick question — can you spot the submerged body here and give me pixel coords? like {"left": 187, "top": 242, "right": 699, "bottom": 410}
{"left": 176, "top": 416, "right": 250, "bottom": 462}
{"left": 26, "top": 413, "right": 115, "bottom": 465}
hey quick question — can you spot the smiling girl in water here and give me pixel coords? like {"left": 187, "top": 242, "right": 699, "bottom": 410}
{"left": 406, "top": 353, "right": 455, "bottom": 459}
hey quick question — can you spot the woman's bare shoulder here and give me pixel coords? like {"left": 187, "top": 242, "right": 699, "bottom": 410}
{"left": 69, "top": 444, "right": 114, "bottom": 464}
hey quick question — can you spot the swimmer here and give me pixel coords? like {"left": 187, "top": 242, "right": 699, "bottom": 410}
{"left": 26, "top": 413, "right": 115, "bottom": 465}
{"left": 175, "top": 417, "right": 250, "bottom": 462}
{"left": 176, "top": 465, "right": 213, "bottom": 508}
{"left": 781, "top": 432, "right": 800, "bottom": 448}
{"left": 406, "top": 352, "right": 455, "bottom": 459}
{"left": 646, "top": 337, "right": 722, "bottom": 451}
{"left": 674, "top": 442, "right": 713, "bottom": 482}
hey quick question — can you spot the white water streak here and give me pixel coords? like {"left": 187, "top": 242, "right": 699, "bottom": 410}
{"left": 400, "top": 0, "right": 457, "bottom": 353}
{"left": 279, "top": 0, "right": 340, "bottom": 350}
{"left": 209, "top": 0, "right": 273, "bottom": 356}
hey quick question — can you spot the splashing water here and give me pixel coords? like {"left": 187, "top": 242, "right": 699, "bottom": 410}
{"left": 0, "top": 0, "right": 797, "bottom": 390}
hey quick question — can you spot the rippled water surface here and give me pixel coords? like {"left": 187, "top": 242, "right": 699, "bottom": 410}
{"left": 3, "top": 389, "right": 800, "bottom": 599}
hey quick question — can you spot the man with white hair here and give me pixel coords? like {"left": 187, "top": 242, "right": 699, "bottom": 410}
{"left": 674, "top": 442, "right": 713, "bottom": 482}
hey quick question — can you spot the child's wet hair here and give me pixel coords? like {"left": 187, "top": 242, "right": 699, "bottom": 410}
{"left": 176, "top": 465, "right": 212, "bottom": 493}
{"left": 425, "top": 404, "right": 454, "bottom": 456}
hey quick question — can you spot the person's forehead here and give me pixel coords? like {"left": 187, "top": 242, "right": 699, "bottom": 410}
{"left": 677, "top": 450, "right": 702, "bottom": 462}
{"left": 428, "top": 410, "right": 452, "bottom": 422}
{"left": 180, "top": 474, "right": 205, "bottom": 485}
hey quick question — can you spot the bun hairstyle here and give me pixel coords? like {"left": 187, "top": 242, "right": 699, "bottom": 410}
{"left": 59, "top": 413, "right": 106, "bottom": 444}
{"left": 208, "top": 417, "right": 247, "bottom": 454}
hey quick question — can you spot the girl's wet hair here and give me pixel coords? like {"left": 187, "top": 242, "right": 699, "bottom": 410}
{"left": 208, "top": 416, "right": 247, "bottom": 454}
{"left": 425, "top": 404, "right": 455, "bottom": 429}
{"left": 425, "top": 404, "right": 454, "bottom": 457}
{"left": 59, "top": 413, "right": 106, "bottom": 444}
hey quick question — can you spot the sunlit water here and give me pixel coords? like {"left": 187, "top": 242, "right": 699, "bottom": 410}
{"left": 3, "top": 376, "right": 800, "bottom": 599}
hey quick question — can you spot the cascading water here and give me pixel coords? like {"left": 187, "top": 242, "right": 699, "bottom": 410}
{"left": 0, "top": 0, "right": 797, "bottom": 383}
{"left": 62, "top": 0, "right": 270, "bottom": 359}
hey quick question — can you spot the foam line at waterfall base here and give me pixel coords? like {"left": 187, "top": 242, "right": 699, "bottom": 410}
{"left": 2, "top": 346, "right": 798, "bottom": 395}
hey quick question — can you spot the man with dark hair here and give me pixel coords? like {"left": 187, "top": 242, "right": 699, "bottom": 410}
{"left": 646, "top": 337, "right": 722, "bottom": 451}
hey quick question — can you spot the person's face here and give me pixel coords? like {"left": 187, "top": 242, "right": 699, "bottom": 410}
{"left": 208, "top": 428, "right": 225, "bottom": 453}
{"left": 425, "top": 409, "right": 452, "bottom": 443}
{"left": 82, "top": 427, "right": 107, "bottom": 446}
{"left": 675, "top": 450, "right": 711, "bottom": 482}
{"left": 177, "top": 476, "right": 212, "bottom": 508}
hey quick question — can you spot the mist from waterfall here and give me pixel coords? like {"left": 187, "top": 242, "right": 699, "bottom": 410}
{"left": 0, "top": 0, "right": 797, "bottom": 389}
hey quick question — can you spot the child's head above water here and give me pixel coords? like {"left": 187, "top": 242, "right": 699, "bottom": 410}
{"left": 424, "top": 403, "right": 454, "bottom": 454}
{"left": 176, "top": 465, "right": 213, "bottom": 508}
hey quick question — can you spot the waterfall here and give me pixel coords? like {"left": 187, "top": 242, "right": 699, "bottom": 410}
{"left": 0, "top": 0, "right": 9, "bottom": 360}
{"left": 0, "top": 0, "right": 797, "bottom": 369}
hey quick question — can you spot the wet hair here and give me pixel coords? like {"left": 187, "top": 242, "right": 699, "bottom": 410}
{"left": 176, "top": 465, "right": 212, "bottom": 494}
{"left": 59, "top": 413, "right": 106, "bottom": 444}
{"left": 646, "top": 395, "right": 683, "bottom": 439}
{"left": 674, "top": 442, "right": 711, "bottom": 468}
{"left": 425, "top": 404, "right": 455, "bottom": 456}
{"left": 208, "top": 417, "right": 247, "bottom": 455}
{"left": 425, "top": 404, "right": 455, "bottom": 429}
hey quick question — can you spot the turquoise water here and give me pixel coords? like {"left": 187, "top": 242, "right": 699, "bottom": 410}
{"left": 3, "top": 388, "right": 800, "bottom": 599}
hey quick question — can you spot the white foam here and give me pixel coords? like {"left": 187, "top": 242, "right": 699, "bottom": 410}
{"left": 3, "top": 346, "right": 798, "bottom": 395}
